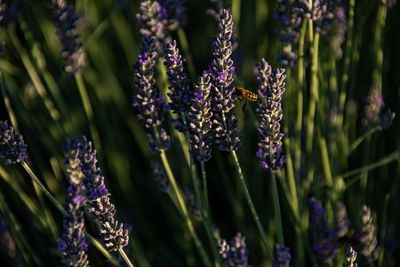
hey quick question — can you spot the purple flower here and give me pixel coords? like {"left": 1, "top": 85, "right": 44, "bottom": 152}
{"left": 218, "top": 232, "right": 249, "bottom": 267}
{"left": 274, "top": 0, "right": 302, "bottom": 67}
{"left": 362, "top": 86, "right": 395, "bottom": 130}
{"left": 344, "top": 246, "right": 358, "bottom": 267}
{"left": 274, "top": 244, "right": 291, "bottom": 267}
{"left": 256, "top": 59, "right": 286, "bottom": 171}
{"left": 210, "top": 9, "right": 240, "bottom": 152}
{"left": 164, "top": 40, "right": 191, "bottom": 131}
{"left": 356, "top": 205, "right": 379, "bottom": 261}
{"left": 58, "top": 138, "right": 89, "bottom": 267}
{"left": 51, "top": 0, "right": 86, "bottom": 74}
{"left": 0, "top": 120, "right": 27, "bottom": 164}
{"left": 308, "top": 197, "right": 338, "bottom": 261}
{"left": 78, "top": 137, "right": 129, "bottom": 252}
{"left": 133, "top": 38, "right": 169, "bottom": 129}
{"left": 136, "top": 0, "right": 185, "bottom": 47}
{"left": 187, "top": 71, "right": 213, "bottom": 162}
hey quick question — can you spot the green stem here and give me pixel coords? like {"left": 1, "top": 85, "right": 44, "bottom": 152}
{"left": 339, "top": 150, "right": 400, "bottom": 180}
{"left": 306, "top": 32, "right": 320, "bottom": 155}
{"left": 231, "top": 150, "right": 274, "bottom": 261}
{"left": 177, "top": 29, "right": 196, "bottom": 81}
{"left": 159, "top": 149, "right": 212, "bottom": 267}
{"left": 338, "top": 0, "right": 355, "bottom": 128}
{"left": 372, "top": 5, "right": 387, "bottom": 90}
{"left": 118, "top": 248, "right": 135, "bottom": 267}
{"left": 200, "top": 162, "right": 209, "bottom": 215}
{"left": 271, "top": 171, "right": 284, "bottom": 245}
{"left": 75, "top": 73, "right": 102, "bottom": 152}
{"left": 8, "top": 26, "right": 60, "bottom": 122}
{"left": 21, "top": 161, "right": 65, "bottom": 215}
{"left": 347, "top": 126, "right": 381, "bottom": 156}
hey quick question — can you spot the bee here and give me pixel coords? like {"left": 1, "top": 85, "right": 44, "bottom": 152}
{"left": 235, "top": 86, "right": 258, "bottom": 102}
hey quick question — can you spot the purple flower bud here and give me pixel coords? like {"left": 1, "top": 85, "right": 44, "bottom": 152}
{"left": 164, "top": 40, "right": 191, "bottom": 131}
{"left": 274, "top": 244, "right": 292, "bottom": 267}
{"left": 58, "top": 138, "right": 88, "bottom": 267}
{"left": 187, "top": 71, "right": 213, "bottom": 162}
{"left": 136, "top": 0, "right": 186, "bottom": 47}
{"left": 133, "top": 38, "right": 169, "bottom": 129}
{"left": 78, "top": 136, "right": 129, "bottom": 252}
{"left": 362, "top": 86, "right": 395, "bottom": 130}
{"left": 218, "top": 232, "right": 249, "bottom": 267}
{"left": 0, "top": 120, "right": 27, "bottom": 164}
{"left": 51, "top": 0, "right": 86, "bottom": 74}
{"left": 210, "top": 9, "right": 241, "bottom": 152}
{"left": 256, "top": 59, "right": 286, "bottom": 171}
{"left": 308, "top": 197, "right": 338, "bottom": 261}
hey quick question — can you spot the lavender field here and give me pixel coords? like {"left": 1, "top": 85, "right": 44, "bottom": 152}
{"left": 0, "top": 0, "right": 399, "bottom": 266}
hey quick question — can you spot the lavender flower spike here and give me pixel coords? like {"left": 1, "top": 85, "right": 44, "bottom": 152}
{"left": 164, "top": 40, "right": 191, "bottom": 131}
{"left": 51, "top": 0, "right": 86, "bottom": 74}
{"left": 133, "top": 37, "right": 168, "bottom": 129}
{"left": 308, "top": 197, "right": 338, "bottom": 261}
{"left": 274, "top": 244, "right": 291, "bottom": 267}
{"left": 357, "top": 205, "right": 379, "bottom": 260}
{"left": 335, "top": 202, "right": 350, "bottom": 238}
{"left": 218, "top": 232, "right": 249, "bottom": 267}
{"left": 211, "top": 9, "right": 240, "bottom": 151}
{"left": 187, "top": 71, "right": 213, "bottom": 162}
{"left": 0, "top": 120, "right": 27, "bottom": 164}
{"left": 343, "top": 246, "right": 358, "bottom": 267}
{"left": 78, "top": 137, "right": 129, "bottom": 252}
{"left": 256, "top": 59, "right": 285, "bottom": 171}
{"left": 58, "top": 139, "right": 89, "bottom": 267}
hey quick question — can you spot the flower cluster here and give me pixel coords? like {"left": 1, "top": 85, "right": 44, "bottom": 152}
{"left": 362, "top": 86, "right": 396, "bottom": 130}
{"left": 274, "top": 244, "right": 292, "bottom": 267}
{"left": 256, "top": 59, "right": 286, "bottom": 171}
{"left": 211, "top": 9, "right": 240, "bottom": 152}
{"left": 51, "top": 0, "right": 86, "bottom": 74}
{"left": 218, "top": 232, "right": 249, "bottom": 267}
{"left": 136, "top": 0, "right": 185, "bottom": 47}
{"left": 308, "top": 197, "right": 338, "bottom": 261}
{"left": 78, "top": 137, "right": 129, "bottom": 252}
{"left": 356, "top": 205, "right": 379, "bottom": 260}
{"left": 0, "top": 216, "right": 20, "bottom": 265}
{"left": 133, "top": 37, "right": 169, "bottom": 129}
{"left": 187, "top": 71, "right": 213, "bottom": 162}
{"left": 344, "top": 246, "right": 358, "bottom": 267}
{"left": 58, "top": 139, "right": 89, "bottom": 267}
{"left": 274, "top": 0, "right": 303, "bottom": 67}
{"left": 164, "top": 40, "right": 192, "bottom": 131}
{"left": 0, "top": 120, "right": 27, "bottom": 164}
